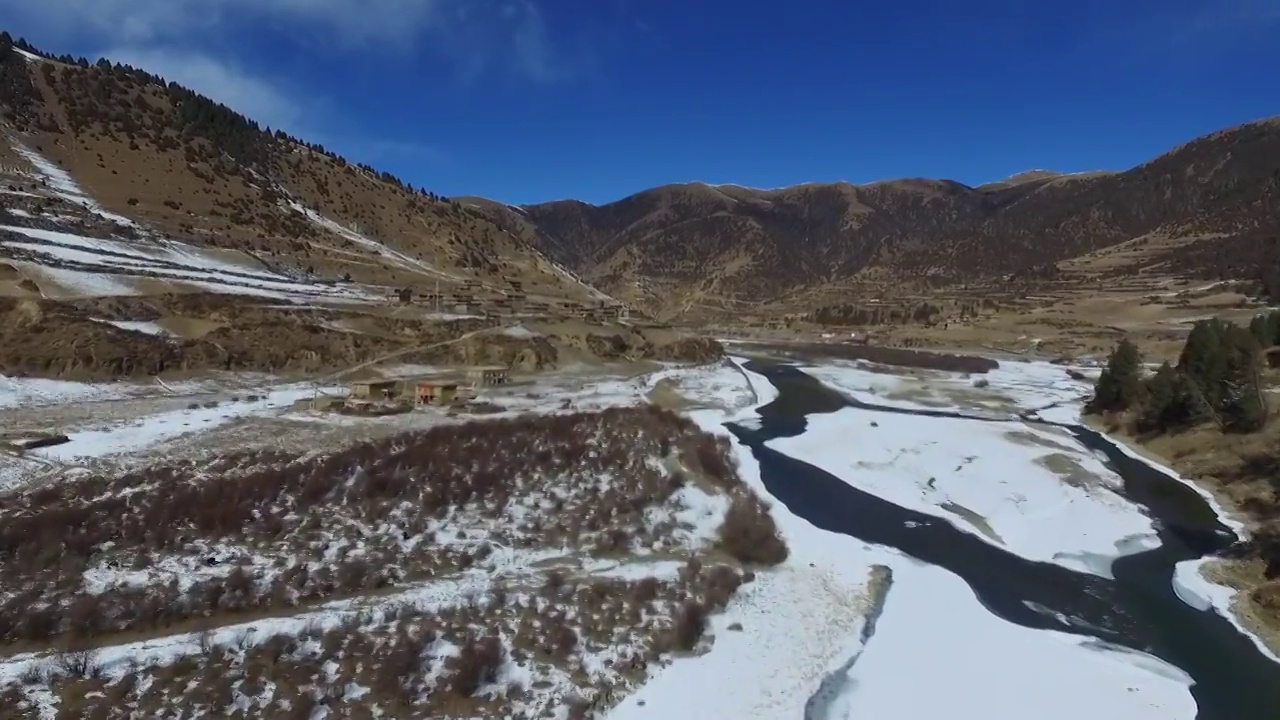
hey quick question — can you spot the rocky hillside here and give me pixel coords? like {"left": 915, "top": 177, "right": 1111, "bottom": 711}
{"left": 466, "top": 116, "right": 1280, "bottom": 311}
{"left": 0, "top": 33, "right": 598, "bottom": 305}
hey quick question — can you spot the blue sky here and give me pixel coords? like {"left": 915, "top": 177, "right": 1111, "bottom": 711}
{"left": 1, "top": 0, "right": 1278, "bottom": 204}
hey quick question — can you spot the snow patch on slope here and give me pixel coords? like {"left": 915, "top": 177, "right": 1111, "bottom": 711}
{"left": 1, "top": 225, "right": 374, "bottom": 301}
{"left": 285, "top": 200, "right": 457, "bottom": 281}
{"left": 11, "top": 143, "right": 138, "bottom": 227}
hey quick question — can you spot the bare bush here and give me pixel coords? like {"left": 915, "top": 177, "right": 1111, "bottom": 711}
{"left": 58, "top": 649, "right": 100, "bottom": 678}
{"left": 448, "top": 634, "right": 504, "bottom": 697}
{"left": 18, "top": 663, "right": 49, "bottom": 685}
{"left": 669, "top": 601, "right": 708, "bottom": 652}
{"left": 717, "top": 493, "right": 788, "bottom": 566}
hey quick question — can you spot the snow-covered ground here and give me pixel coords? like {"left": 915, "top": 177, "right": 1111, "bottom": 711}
{"left": 91, "top": 318, "right": 175, "bottom": 336}
{"left": 609, "top": 359, "right": 1200, "bottom": 720}
{"left": 0, "top": 374, "right": 164, "bottom": 410}
{"left": 0, "top": 356, "right": 1263, "bottom": 718}
{"left": 1, "top": 224, "right": 373, "bottom": 301}
{"left": 802, "top": 359, "right": 1098, "bottom": 422}
{"left": 819, "top": 557, "right": 1195, "bottom": 720}
{"left": 608, "top": 362, "right": 875, "bottom": 720}
{"left": 768, "top": 407, "right": 1160, "bottom": 578}
{"left": 768, "top": 359, "right": 1162, "bottom": 577}
{"left": 0, "top": 387, "right": 753, "bottom": 718}
{"left": 32, "top": 384, "right": 332, "bottom": 463}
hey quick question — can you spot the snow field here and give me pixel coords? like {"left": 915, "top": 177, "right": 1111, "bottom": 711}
{"left": 768, "top": 406, "right": 1161, "bottom": 578}
{"left": 31, "top": 384, "right": 327, "bottom": 463}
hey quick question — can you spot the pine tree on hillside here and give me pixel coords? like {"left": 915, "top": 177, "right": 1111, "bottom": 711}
{"left": 1249, "top": 311, "right": 1280, "bottom": 349}
{"left": 1178, "top": 318, "right": 1267, "bottom": 432}
{"left": 1220, "top": 325, "right": 1267, "bottom": 432}
{"left": 1179, "top": 319, "right": 1231, "bottom": 409}
{"left": 1135, "top": 362, "right": 1205, "bottom": 433}
{"left": 1089, "top": 338, "right": 1145, "bottom": 413}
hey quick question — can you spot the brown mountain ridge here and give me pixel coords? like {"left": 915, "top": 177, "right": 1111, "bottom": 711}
{"left": 463, "top": 116, "right": 1280, "bottom": 316}
{"left": 0, "top": 33, "right": 599, "bottom": 306}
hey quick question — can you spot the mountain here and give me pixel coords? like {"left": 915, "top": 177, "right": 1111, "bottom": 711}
{"left": 0, "top": 34, "right": 696, "bottom": 382}
{"left": 465, "top": 117, "right": 1280, "bottom": 316}
{"left": 0, "top": 33, "right": 601, "bottom": 307}
{"left": 974, "top": 169, "right": 1114, "bottom": 191}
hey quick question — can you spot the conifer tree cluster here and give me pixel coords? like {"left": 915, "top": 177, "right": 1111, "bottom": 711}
{"left": 1089, "top": 315, "right": 1270, "bottom": 433}
{"left": 1250, "top": 310, "right": 1280, "bottom": 348}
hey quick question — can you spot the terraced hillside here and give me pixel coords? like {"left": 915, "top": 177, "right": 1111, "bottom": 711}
{"left": 0, "top": 33, "right": 602, "bottom": 307}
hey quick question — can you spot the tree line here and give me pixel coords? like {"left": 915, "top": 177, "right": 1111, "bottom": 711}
{"left": 0, "top": 32, "right": 453, "bottom": 204}
{"left": 1088, "top": 311, "right": 1279, "bottom": 434}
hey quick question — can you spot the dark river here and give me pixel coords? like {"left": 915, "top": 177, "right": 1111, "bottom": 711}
{"left": 727, "top": 361, "right": 1280, "bottom": 720}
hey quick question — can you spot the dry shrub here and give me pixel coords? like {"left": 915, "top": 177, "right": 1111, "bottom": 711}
{"left": 717, "top": 493, "right": 788, "bottom": 566}
{"left": 378, "top": 628, "right": 432, "bottom": 697}
{"left": 448, "top": 634, "right": 504, "bottom": 697}
{"left": 58, "top": 649, "right": 100, "bottom": 678}
{"left": 688, "top": 435, "right": 739, "bottom": 490}
{"left": 669, "top": 601, "right": 707, "bottom": 652}
{"left": 544, "top": 623, "right": 578, "bottom": 660}
{"left": 65, "top": 594, "right": 105, "bottom": 639}
{"left": 543, "top": 569, "right": 568, "bottom": 594}
{"left": 701, "top": 565, "right": 745, "bottom": 610}
{"left": 18, "top": 662, "right": 49, "bottom": 685}
{"left": 104, "top": 673, "right": 137, "bottom": 703}
{"left": 631, "top": 577, "right": 660, "bottom": 604}
{"left": 1250, "top": 582, "right": 1280, "bottom": 611}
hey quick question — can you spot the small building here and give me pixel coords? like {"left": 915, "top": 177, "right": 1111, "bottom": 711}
{"left": 416, "top": 380, "right": 461, "bottom": 405}
{"left": 349, "top": 379, "right": 398, "bottom": 400}
{"left": 467, "top": 366, "right": 509, "bottom": 386}
{"left": 309, "top": 396, "right": 346, "bottom": 411}
{"left": 1265, "top": 346, "right": 1280, "bottom": 369}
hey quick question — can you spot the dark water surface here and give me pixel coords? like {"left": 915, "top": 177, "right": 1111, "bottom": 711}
{"left": 729, "top": 361, "right": 1280, "bottom": 720}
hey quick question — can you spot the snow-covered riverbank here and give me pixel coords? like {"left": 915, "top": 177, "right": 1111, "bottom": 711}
{"left": 612, "top": 357, "right": 1226, "bottom": 719}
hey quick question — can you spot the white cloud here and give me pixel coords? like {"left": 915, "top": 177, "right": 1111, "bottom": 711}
{"left": 506, "top": 0, "right": 569, "bottom": 83}
{"left": 2, "top": 0, "right": 447, "bottom": 46}
{"left": 104, "top": 47, "right": 304, "bottom": 132}
{"left": 2, "top": 0, "right": 576, "bottom": 82}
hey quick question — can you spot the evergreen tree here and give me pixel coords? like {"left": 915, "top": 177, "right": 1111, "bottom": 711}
{"left": 1135, "top": 362, "right": 1204, "bottom": 433}
{"left": 1090, "top": 338, "right": 1145, "bottom": 413}
{"left": 1220, "top": 326, "right": 1266, "bottom": 432}
{"left": 1249, "top": 311, "right": 1280, "bottom": 348}
{"left": 1179, "top": 319, "right": 1231, "bottom": 409}
{"left": 1178, "top": 318, "right": 1267, "bottom": 432}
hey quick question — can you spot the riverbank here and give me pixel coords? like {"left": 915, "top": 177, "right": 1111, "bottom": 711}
{"left": 607, "top": 360, "right": 883, "bottom": 720}
{"left": 1084, "top": 415, "right": 1280, "bottom": 660}
{"left": 800, "top": 351, "right": 1280, "bottom": 664}
{"left": 742, "top": 358, "right": 1280, "bottom": 718}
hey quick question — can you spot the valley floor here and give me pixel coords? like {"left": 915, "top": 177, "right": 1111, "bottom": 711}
{"left": 0, "top": 353, "right": 1270, "bottom": 718}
